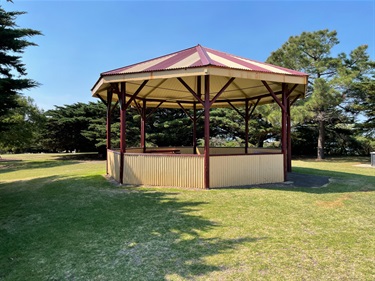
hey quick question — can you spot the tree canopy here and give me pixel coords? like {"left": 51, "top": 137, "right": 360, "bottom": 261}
{"left": 0, "top": 5, "right": 42, "bottom": 132}
{"left": 0, "top": 96, "right": 45, "bottom": 153}
{"left": 267, "top": 29, "right": 374, "bottom": 159}
{"left": 42, "top": 102, "right": 104, "bottom": 153}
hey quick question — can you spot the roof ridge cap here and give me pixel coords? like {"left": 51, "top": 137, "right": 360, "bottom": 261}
{"left": 195, "top": 44, "right": 213, "bottom": 66}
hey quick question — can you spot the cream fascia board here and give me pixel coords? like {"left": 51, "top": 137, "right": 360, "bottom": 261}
{"left": 91, "top": 78, "right": 106, "bottom": 97}
{"left": 92, "top": 67, "right": 209, "bottom": 97}
{"left": 92, "top": 66, "right": 308, "bottom": 99}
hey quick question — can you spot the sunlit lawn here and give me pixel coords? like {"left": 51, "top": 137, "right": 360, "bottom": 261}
{"left": 0, "top": 153, "right": 374, "bottom": 280}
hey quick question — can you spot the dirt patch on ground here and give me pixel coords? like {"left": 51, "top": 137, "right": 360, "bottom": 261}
{"left": 354, "top": 164, "right": 374, "bottom": 168}
{"left": 315, "top": 194, "right": 352, "bottom": 208}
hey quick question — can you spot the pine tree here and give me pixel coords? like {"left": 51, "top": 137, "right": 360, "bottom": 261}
{"left": 267, "top": 29, "right": 373, "bottom": 159}
{"left": 0, "top": 5, "right": 42, "bottom": 132}
{"left": 348, "top": 76, "right": 375, "bottom": 138}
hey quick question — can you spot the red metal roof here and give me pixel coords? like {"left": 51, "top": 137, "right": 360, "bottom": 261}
{"left": 101, "top": 45, "right": 308, "bottom": 77}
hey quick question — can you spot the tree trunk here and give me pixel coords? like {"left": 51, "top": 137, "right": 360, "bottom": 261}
{"left": 257, "top": 134, "right": 266, "bottom": 147}
{"left": 317, "top": 119, "right": 325, "bottom": 160}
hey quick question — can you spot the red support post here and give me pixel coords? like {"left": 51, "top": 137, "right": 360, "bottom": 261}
{"left": 120, "top": 82, "right": 126, "bottom": 153}
{"left": 204, "top": 75, "right": 210, "bottom": 189}
{"left": 245, "top": 99, "right": 250, "bottom": 154}
{"left": 194, "top": 76, "right": 201, "bottom": 155}
{"left": 141, "top": 100, "right": 146, "bottom": 153}
{"left": 281, "top": 83, "right": 288, "bottom": 181}
{"left": 119, "top": 82, "right": 126, "bottom": 184}
{"left": 193, "top": 102, "right": 197, "bottom": 154}
{"left": 197, "top": 76, "right": 202, "bottom": 99}
{"left": 286, "top": 87, "right": 292, "bottom": 172}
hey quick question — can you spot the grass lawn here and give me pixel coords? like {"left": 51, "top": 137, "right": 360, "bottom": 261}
{"left": 0, "top": 153, "right": 374, "bottom": 280}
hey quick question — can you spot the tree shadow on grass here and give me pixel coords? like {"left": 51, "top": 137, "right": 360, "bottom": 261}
{"left": 53, "top": 152, "right": 103, "bottom": 161}
{"left": 0, "top": 160, "right": 82, "bottom": 175}
{"left": 215, "top": 167, "right": 374, "bottom": 194}
{"left": 0, "top": 153, "right": 105, "bottom": 175}
{"left": 289, "top": 167, "right": 374, "bottom": 193}
{"left": 293, "top": 156, "right": 371, "bottom": 164}
{"left": 258, "top": 168, "right": 373, "bottom": 194}
{"left": 0, "top": 175, "right": 262, "bottom": 280}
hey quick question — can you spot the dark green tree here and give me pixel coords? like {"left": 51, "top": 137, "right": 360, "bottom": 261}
{"left": 146, "top": 108, "right": 195, "bottom": 147}
{"left": 210, "top": 108, "right": 243, "bottom": 143}
{"left": 80, "top": 101, "right": 111, "bottom": 149}
{"left": 0, "top": 5, "right": 42, "bottom": 132}
{"left": 81, "top": 102, "right": 140, "bottom": 150}
{"left": 41, "top": 103, "right": 99, "bottom": 152}
{"left": 145, "top": 107, "right": 275, "bottom": 148}
{"left": 40, "top": 101, "right": 140, "bottom": 154}
{"left": 0, "top": 96, "right": 45, "bottom": 153}
{"left": 209, "top": 107, "right": 276, "bottom": 147}
{"left": 267, "top": 29, "right": 374, "bottom": 159}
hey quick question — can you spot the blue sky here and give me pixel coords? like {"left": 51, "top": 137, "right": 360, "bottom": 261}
{"left": 2, "top": 0, "right": 375, "bottom": 110}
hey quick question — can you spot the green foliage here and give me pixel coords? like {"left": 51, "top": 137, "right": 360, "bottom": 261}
{"left": 147, "top": 108, "right": 196, "bottom": 147}
{"left": 39, "top": 102, "right": 141, "bottom": 153}
{"left": 0, "top": 96, "right": 45, "bottom": 153}
{"left": 0, "top": 5, "right": 42, "bottom": 132}
{"left": 267, "top": 30, "right": 340, "bottom": 81}
{"left": 251, "top": 104, "right": 281, "bottom": 147}
{"left": 208, "top": 107, "right": 278, "bottom": 147}
{"left": 210, "top": 108, "right": 244, "bottom": 139}
{"left": 41, "top": 102, "right": 102, "bottom": 152}
{"left": 291, "top": 123, "right": 317, "bottom": 155}
{"left": 82, "top": 103, "right": 141, "bottom": 149}
{"left": 267, "top": 29, "right": 374, "bottom": 158}
{"left": 346, "top": 76, "right": 375, "bottom": 137}
{"left": 80, "top": 102, "right": 108, "bottom": 148}
{"left": 354, "top": 135, "right": 375, "bottom": 154}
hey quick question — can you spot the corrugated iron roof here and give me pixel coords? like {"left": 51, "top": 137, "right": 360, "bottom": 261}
{"left": 101, "top": 44, "right": 308, "bottom": 77}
